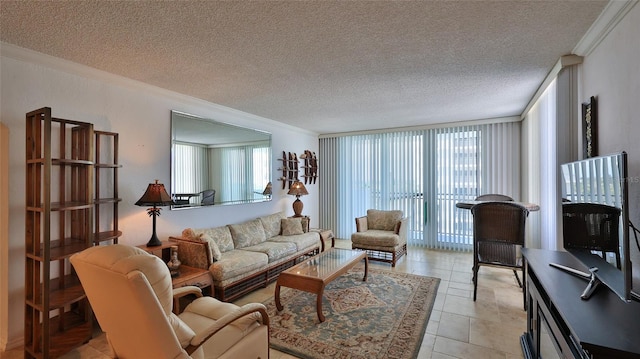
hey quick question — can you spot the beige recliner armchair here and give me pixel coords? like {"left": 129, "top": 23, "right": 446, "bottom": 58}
{"left": 70, "top": 244, "right": 269, "bottom": 359}
{"left": 351, "top": 209, "right": 407, "bottom": 267}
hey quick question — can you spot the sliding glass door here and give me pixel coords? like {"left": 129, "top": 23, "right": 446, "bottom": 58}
{"left": 319, "top": 121, "right": 519, "bottom": 252}
{"left": 424, "top": 128, "right": 480, "bottom": 251}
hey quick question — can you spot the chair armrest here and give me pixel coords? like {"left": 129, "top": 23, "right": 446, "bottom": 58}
{"left": 184, "top": 303, "right": 269, "bottom": 354}
{"left": 355, "top": 216, "right": 368, "bottom": 232}
{"left": 169, "top": 236, "right": 212, "bottom": 269}
{"left": 173, "top": 286, "right": 203, "bottom": 314}
{"left": 173, "top": 286, "right": 203, "bottom": 300}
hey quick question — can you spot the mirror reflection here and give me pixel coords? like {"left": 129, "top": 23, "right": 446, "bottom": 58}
{"left": 170, "top": 111, "right": 272, "bottom": 209}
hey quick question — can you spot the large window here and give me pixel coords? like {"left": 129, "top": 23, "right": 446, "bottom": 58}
{"left": 319, "top": 121, "right": 520, "bottom": 252}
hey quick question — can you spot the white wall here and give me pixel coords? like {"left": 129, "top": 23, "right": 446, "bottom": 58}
{"left": 580, "top": 2, "right": 640, "bottom": 287}
{"left": 0, "top": 44, "right": 319, "bottom": 349}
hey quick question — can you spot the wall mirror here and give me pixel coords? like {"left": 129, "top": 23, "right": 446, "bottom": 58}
{"left": 170, "top": 110, "right": 272, "bottom": 210}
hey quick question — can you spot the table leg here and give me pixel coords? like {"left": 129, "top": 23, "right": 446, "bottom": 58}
{"left": 363, "top": 256, "right": 369, "bottom": 281}
{"left": 275, "top": 282, "right": 283, "bottom": 311}
{"left": 316, "top": 286, "right": 326, "bottom": 322}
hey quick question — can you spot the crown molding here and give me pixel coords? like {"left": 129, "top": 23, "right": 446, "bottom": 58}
{"left": 0, "top": 42, "right": 318, "bottom": 136}
{"left": 520, "top": 1, "right": 637, "bottom": 119}
{"left": 573, "top": 0, "right": 638, "bottom": 56}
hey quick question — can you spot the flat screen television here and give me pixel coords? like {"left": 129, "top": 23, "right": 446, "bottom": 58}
{"left": 559, "top": 151, "right": 639, "bottom": 302}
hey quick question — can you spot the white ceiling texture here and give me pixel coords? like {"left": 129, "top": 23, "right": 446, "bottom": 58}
{"left": 0, "top": 1, "right": 609, "bottom": 134}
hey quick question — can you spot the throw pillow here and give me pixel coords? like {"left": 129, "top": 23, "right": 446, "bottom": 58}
{"left": 199, "top": 233, "right": 223, "bottom": 261}
{"left": 199, "top": 226, "right": 235, "bottom": 253}
{"left": 181, "top": 228, "right": 197, "bottom": 239}
{"left": 180, "top": 228, "right": 224, "bottom": 261}
{"left": 300, "top": 216, "right": 309, "bottom": 233}
{"left": 281, "top": 218, "right": 304, "bottom": 236}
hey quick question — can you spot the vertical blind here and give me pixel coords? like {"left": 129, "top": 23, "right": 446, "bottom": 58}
{"left": 319, "top": 121, "right": 520, "bottom": 252}
{"left": 175, "top": 143, "right": 270, "bottom": 204}
{"left": 217, "top": 145, "right": 271, "bottom": 203}
{"left": 173, "top": 143, "right": 208, "bottom": 196}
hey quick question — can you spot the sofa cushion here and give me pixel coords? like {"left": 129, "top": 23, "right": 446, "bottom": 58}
{"left": 367, "top": 209, "right": 403, "bottom": 231}
{"left": 269, "top": 232, "right": 320, "bottom": 253}
{"left": 208, "top": 250, "right": 268, "bottom": 282}
{"left": 281, "top": 218, "right": 304, "bottom": 236}
{"left": 179, "top": 297, "right": 262, "bottom": 358}
{"left": 239, "top": 242, "right": 297, "bottom": 263}
{"left": 228, "top": 219, "right": 267, "bottom": 249}
{"left": 352, "top": 229, "right": 400, "bottom": 247}
{"left": 168, "top": 312, "right": 196, "bottom": 348}
{"left": 259, "top": 212, "right": 286, "bottom": 238}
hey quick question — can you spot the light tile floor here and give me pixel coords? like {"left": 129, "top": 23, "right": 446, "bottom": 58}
{"left": 1, "top": 239, "right": 526, "bottom": 359}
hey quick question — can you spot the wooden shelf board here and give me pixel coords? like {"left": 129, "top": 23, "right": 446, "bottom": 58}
{"left": 95, "top": 163, "right": 122, "bottom": 168}
{"left": 27, "top": 277, "right": 86, "bottom": 310}
{"left": 51, "top": 202, "right": 94, "bottom": 211}
{"left": 93, "top": 197, "right": 122, "bottom": 204}
{"left": 94, "top": 230, "right": 122, "bottom": 243}
{"left": 26, "top": 239, "right": 88, "bottom": 261}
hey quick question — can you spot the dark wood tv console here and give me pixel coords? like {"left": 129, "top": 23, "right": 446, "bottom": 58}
{"left": 521, "top": 248, "right": 640, "bottom": 359}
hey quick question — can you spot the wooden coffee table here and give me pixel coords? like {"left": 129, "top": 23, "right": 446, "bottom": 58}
{"left": 275, "top": 248, "right": 368, "bottom": 322}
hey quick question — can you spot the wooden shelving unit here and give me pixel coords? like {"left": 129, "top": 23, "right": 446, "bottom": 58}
{"left": 278, "top": 151, "right": 299, "bottom": 189}
{"left": 94, "top": 131, "right": 122, "bottom": 245}
{"left": 24, "top": 107, "right": 95, "bottom": 358}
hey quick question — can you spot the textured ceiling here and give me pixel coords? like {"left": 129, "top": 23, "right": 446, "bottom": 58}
{"left": 0, "top": 1, "right": 608, "bottom": 134}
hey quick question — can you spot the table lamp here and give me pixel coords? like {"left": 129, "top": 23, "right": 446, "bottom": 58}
{"left": 262, "top": 182, "right": 273, "bottom": 198}
{"left": 135, "top": 180, "right": 175, "bottom": 247}
{"left": 287, "top": 180, "right": 308, "bottom": 217}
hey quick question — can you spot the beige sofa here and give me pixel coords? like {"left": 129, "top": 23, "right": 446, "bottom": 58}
{"left": 171, "top": 212, "right": 322, "bottom": 301}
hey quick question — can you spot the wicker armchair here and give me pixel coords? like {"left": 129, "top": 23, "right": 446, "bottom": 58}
{"left": 351, "top": 209, "right": 407, "bottom": 267}
{"left": 475, "top": 194, "right": 514, "bottom": 201}
{"left": 562, "top": 202, "right": 621, "bottom": 268}
{"left": 471, "top": 202, "right": 529, "bottom": 305}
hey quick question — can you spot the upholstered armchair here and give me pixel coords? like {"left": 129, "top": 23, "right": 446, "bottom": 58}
{"left": 351, "top": 209, "right": 407, "bottom": 267}
{"left": 70, "top": 244, "right": 269, "bottom": 359}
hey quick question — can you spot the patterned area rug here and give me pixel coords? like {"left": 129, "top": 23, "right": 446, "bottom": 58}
{"left": 263, "top": 267, "right": 440, "bottom": 359}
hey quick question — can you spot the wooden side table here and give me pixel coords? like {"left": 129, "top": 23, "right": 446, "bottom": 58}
{"left": 172, "top": 265, "right": 213, "bottom": 313}
{"left": 138, "top": 241, "right": 214, "bottom": 313}
{"left": 171, "top": 265, "right": 213, "bottom": 291}
{"left": 137, "top": 240, "right": 175, "bottom": 262}
{"left": 137, "top": 241, "right": 213, "bottom": 292}
{"left": 310, "top": 228, "right": 335, "bottom": 251}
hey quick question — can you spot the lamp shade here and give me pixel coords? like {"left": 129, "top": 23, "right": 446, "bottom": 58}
{"left": 262, "top": 182, "right": 273, "bottom": 196}
{"left": 135, "top": 180, "right": 174, "bottom": 247}
{"left": 135, "top": 180, "right": 175, "bottom": 207}
{"left": 287, "top": 180, "right": 308, "bottom": 197}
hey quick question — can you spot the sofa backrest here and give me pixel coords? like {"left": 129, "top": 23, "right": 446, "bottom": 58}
{"left": 228, "top": 218, "right": 268, "bottom": 249}
{"left": 367, "top": 209, "right": 403, "bottom": 231}
{"left": 259, "top": 211, "right": 287, "bottom": 238}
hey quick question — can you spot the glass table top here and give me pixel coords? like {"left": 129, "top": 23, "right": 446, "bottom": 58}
{"left": 284, "top": 248, "right": 365, "bottom": 279}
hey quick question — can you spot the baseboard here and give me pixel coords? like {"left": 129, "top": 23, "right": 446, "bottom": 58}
{"left": 1, "top": 335, "right": 24, "bottom": 352}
